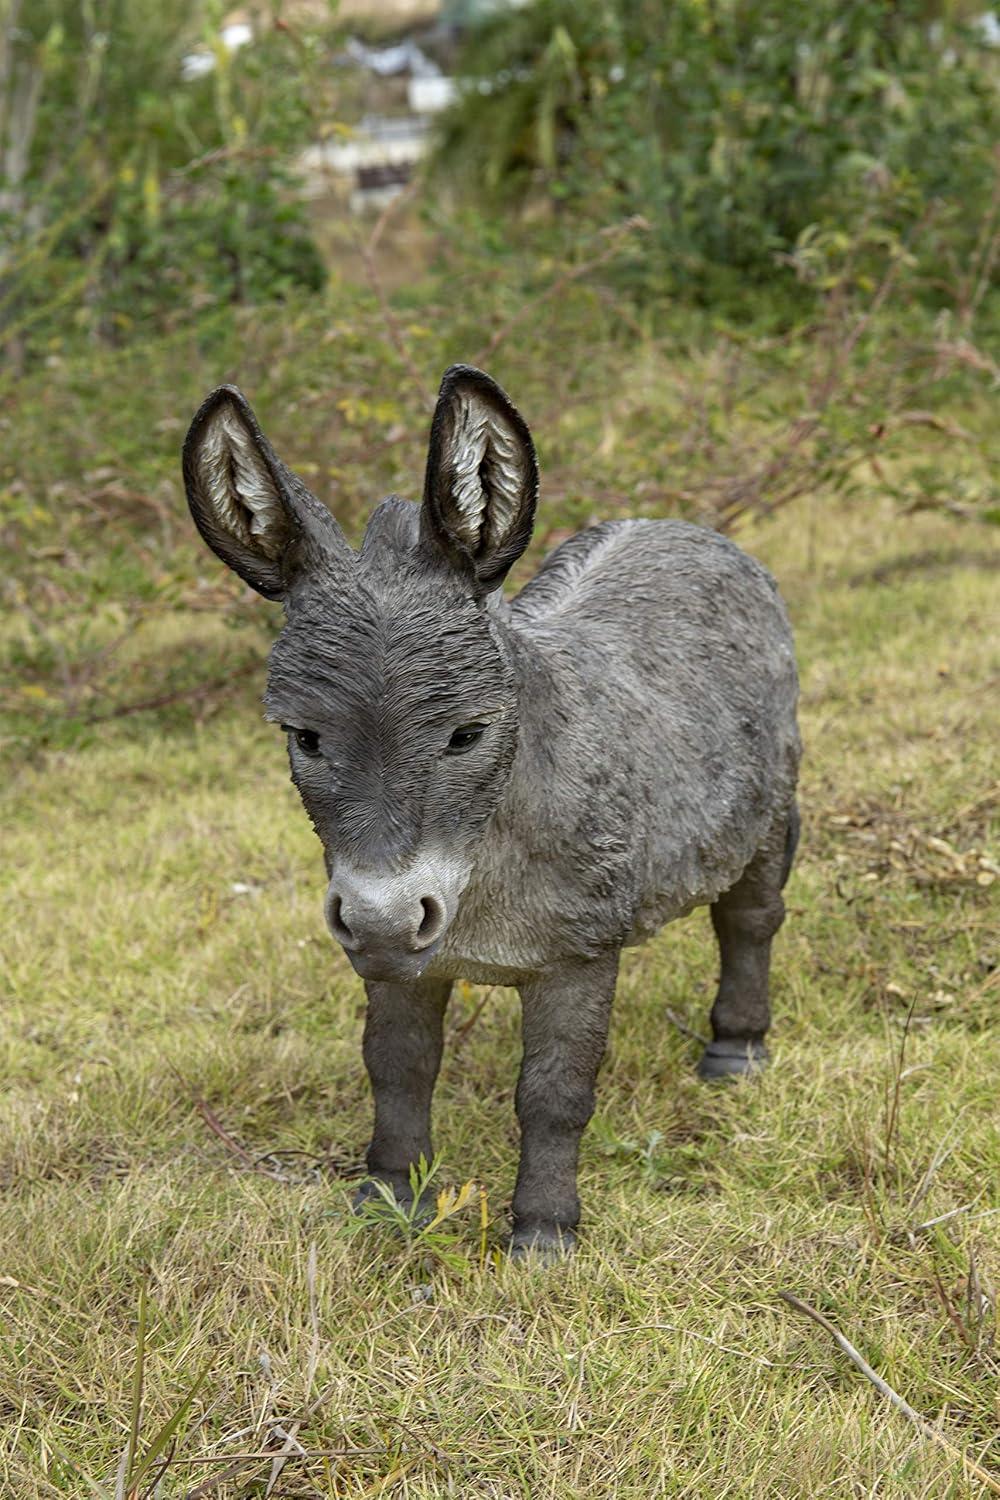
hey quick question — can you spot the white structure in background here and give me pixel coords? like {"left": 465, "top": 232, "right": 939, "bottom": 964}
{"left": 301, "top": 35, "right": 462, "bottom": 208}
{"left": 180, "top": 22, "right": 253, "bottom": 81}
{"left": 182, "top": 23, "right": 458, "bottom": 207}
{"left": 342, "top": 37, "right": 434, "bottom": 77}
{"left": 408, "top": 74, "right": 457, "bottom": 111}
{"left": 340, "top": 36, "right": 458, "bottom": 112}
{"left": 299, "top": 115, "right": 433, "bottom": 211}
{"left": 176, "top": 5, "right": 537, "bottom": 210}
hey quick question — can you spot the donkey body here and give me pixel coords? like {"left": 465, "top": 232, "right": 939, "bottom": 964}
{"left": 184, "top": 365, "right": 800, "bottom": 1254}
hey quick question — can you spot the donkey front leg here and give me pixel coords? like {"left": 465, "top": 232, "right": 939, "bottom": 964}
{"left": 512, "top": 951, "right": 620, "bottom": 1256}
{"left": 698, "top": 804, "right": 798, "bottom": 1081}
{"left": 356, "top": 977, "right": 452, "bottom": 1211}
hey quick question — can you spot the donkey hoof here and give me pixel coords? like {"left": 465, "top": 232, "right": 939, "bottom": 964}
{"left": 697, "top": 1038, "right": 769, "bottom": 1081}
{"left": 508, "top": 1224, "right": 576, "bottom": 1261}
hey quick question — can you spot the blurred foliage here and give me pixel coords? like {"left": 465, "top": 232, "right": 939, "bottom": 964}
{"left": 2, "top": 0, "right": 998, "bottom": 761}
{"left": 2, "top": 252, "right": 997, "bottom": 749}
{"left": 0, "top": 0, "right": 325, "bottom": 356}
{"left": 433, "top": 0, "right": 1000, "bottom": 308}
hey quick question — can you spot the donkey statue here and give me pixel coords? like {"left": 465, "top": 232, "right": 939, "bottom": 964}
{"left": 183, "top": 365, "right": 800, "bottom": 1255}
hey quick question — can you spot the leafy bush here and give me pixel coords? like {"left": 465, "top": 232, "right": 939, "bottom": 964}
{"left": 0, "top": 0, "right": 324, "bottom": 356}
{"left": 434, "top": 0, "right": 1000, "bottom": 305}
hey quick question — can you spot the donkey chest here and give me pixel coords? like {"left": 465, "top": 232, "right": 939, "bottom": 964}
{"left": 427, "top": 813, "right": 639, "bottom": 983}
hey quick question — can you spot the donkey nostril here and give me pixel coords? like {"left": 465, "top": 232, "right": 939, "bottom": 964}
{"left": 328, "top": 895, "right": 359, "bottom": 950}
{"left": 415, "top": 895, "right": 446, "bottom": 949}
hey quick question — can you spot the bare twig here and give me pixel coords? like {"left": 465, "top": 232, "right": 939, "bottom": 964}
{"left": 914, "top": 1205, "right": 1000, "bottom": 1234}
{"left": 471, "top": 216, "right": 649, "bottom": 368}
{"left": 930, "top": 1271, "right": 975, "bottom": 1351}
{"left": 572, "top": 1321, "right": 774, "bottom": 1370}
{"left": 83, "top": 661, "right": 262, "bottom": 725}
{"left": 664, "top": 1008, "right": 709, "bottom": 1047}
{"left": 176, "top": 1077, "right": 298, "bottom": 1184}
{"left": 192, "top": 1097, "right": 258, "bottom": 1169}
{"left": 357, "top": 179, "right": 432, "bottom": 408}
{"left": 778, "top": 1291, "right": 1000, "bottom": 1494}
{"left": 449, "top": 987, "right": 495, "bottom": 1049}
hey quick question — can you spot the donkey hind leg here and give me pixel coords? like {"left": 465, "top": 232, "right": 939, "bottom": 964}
{"left": 698, "top": 804, "right": 798, "bottom": 1081}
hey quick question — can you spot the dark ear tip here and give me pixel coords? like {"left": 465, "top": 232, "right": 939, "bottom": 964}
{"left": 438, "top": 363, "right": 511, "bottom": 405}
{"left": 435, "top": 365, "right": 535, "bottom": 455}
{"left": 189, "top": 382, "right": 252, "bottom": 429}
{"left": 183, "top": 385, "right": 261, "bottom": 470}
{"left": 437, "top": 360, "right": 524, "bottom": 414}
{"left": 440, "top": 362, "right": 488, "bottom": 383}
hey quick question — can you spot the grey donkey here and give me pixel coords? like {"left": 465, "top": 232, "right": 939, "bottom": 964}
{"left": 183, "top": 365, "right": 801, "bottom": 1256}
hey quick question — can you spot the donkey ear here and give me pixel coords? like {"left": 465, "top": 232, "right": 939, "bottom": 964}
{"left": 183, "top": 385, "right": 347, "bottom": 599}
{"left": 420, "top": 365, "right": 538, "bottom": 593}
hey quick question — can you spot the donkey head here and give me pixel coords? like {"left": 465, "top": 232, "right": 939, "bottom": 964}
{"left": 183, "top": 366, "right": 538, "bottom": 981}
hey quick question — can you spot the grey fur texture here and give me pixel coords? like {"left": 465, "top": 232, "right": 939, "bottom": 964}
{"left": 183, "top": 365, "right": 801, "bottom": 1254}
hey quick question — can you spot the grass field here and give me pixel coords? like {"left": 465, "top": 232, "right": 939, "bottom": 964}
{"left": 1, "top": 286, "right": 998, "bottom": 1496}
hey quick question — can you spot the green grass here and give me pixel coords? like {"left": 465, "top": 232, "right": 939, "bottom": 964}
{"left": 1, "top": 291, "right": 998, "bottom": 1495}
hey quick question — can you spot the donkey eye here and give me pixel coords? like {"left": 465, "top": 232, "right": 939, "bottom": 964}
{"left": 282, "top": 725, "right": 321, "bottom": 758}
{"left": 446, "top": 722, "right": 487, "bottom": 755}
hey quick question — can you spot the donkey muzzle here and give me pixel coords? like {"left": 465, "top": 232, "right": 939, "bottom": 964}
{"left": 324, "top": 861, "right": 455, "bottom": 982}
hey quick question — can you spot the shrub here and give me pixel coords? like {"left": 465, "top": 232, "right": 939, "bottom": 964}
{"left": 0, "top": 0, "right": 324, "bottom": 357}
{"left": 433, "top": 0, "right": 1000, "bottom": 306}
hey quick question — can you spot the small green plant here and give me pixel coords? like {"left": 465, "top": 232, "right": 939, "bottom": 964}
{"left": 113, "top": 1275, "right": 212, "bottom": 1499}
{"left": 349, "top": 1154, "right": 487, "bottom": 1268}
{"left": 591, "top": 1118, "right": 669, "bottom": 1180}
{"left": 591, "top": 1117, "right": 711, "bottom": 1192}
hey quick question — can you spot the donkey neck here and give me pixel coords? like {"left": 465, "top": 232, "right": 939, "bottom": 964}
{"left": 486, "top": 599, "right": 583, "bottom": 829}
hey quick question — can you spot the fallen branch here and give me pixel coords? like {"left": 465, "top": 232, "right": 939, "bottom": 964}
{"left": 169, "top": 1066, "right": 295, "bottom": 1184}
{"left": 778, "top": 1291, "right": 1000, "bottom": 1495}
{"left": 83, "top": 661, "right": 262, "bottom": 725}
